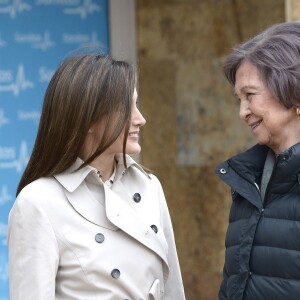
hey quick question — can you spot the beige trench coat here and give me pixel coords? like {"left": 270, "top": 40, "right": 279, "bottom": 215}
{"left": 8, "top": 155, "right": 185, "bottom": 300}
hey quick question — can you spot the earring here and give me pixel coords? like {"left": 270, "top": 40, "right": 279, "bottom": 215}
{"left": 297, "top": 107, "right": 300, "bottom": 116}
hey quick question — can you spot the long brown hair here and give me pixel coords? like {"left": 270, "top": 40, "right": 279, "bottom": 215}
{"left": 17, "top": 54, "right": 135, "bottom": 196}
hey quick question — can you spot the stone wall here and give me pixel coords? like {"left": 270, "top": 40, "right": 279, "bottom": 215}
{"left": 136, "top": 1, "right": 285, "bottom": 299}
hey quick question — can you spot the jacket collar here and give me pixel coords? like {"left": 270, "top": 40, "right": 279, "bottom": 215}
{"left": 54, "top": 154, "right": 150, "bottom": 193}
{"left": 217, "top": 143, "right": 300, "bottom": 204}
{"left": 268, "top": 142, "right": 300, "bottom": 190}
{"left": 228, "top": 144, "right": 269, "bottom": 183}
{"left": 228, "top": 142, "right": 300, "bottom": 183}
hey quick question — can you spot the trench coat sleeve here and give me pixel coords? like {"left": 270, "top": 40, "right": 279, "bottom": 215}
{"left": 8, "top": 193, "right": 59, "bottom": 300}
{"left": 156, "top": 177, "right": 186, "bottom": 300}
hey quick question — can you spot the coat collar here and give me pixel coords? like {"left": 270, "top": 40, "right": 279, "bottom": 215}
{"left": 53, "top": 155, "right": 169, "bottom": 267}
{"left": 54, "top": 154, "right": 150, "bottom": 193}
{"left": 216, "top": 142, "right": 300, "bottom": 208}
{"left": 226, "top": 142, "right": 300, "bottom": 184}
{"left": 227, "top": 144, "right": 269, "bottom": 183}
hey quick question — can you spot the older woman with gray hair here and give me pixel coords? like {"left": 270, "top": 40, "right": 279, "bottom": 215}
{"left": 216, "top": 22, "right": 300, "bottom": 300}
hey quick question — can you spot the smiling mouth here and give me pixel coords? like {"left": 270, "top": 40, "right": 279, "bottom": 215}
{"left": 249, "top": 121, "right": 262, "bottom": 130}
{"left": 128, "top": 131, "right": 139, "bottom": 137}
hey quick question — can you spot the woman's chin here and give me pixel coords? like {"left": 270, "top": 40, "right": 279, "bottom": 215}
{"left": 126, "top": 146, "right": 142, "bottom": 155}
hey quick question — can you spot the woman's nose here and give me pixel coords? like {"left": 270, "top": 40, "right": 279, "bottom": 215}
{"left": 239, "top": 100, "right": 251, "bottom": 121}
{"left": 132, "top": 107, "right": 146, "bottom": 127}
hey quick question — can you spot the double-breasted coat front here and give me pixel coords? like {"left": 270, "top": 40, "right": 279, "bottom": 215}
{"left": 8, "top": 155, "right": 185, "bottom": 300}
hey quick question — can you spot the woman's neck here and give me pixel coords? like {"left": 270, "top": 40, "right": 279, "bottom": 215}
{"left": 90, "top": 154, "right": 115, "bottom": 181}
{"left": 79, "top": 150, "right": 116, "bottom": 181}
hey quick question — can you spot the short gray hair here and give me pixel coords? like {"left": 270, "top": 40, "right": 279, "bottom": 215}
{"left": 223, "top": 21, "right": 300, "bottom": 108}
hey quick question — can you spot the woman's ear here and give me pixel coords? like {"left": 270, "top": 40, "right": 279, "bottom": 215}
{"left": 88, "top": 123, "right": 96, "bottom": 133}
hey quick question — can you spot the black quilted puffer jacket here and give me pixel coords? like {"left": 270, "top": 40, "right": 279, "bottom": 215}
{"left": 216, "top": 142, "right": 300, "bottom": 300}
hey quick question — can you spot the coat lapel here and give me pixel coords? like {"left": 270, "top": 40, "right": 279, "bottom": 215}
{"left": 64, "top": 181, "right": 118, "bottom": 231}
{"left": 111, "top": 179, "right": 137, "bottom": 211}
{"left": 104, "top": 183, "right": 169, "bottom": 267}
{"left": 54, "top": 157, "right": 169, "bottom": 271}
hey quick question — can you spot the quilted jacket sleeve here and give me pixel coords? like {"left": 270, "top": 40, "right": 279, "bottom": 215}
{"left": 219, "top": 265, "right": 229, "bottom": 300}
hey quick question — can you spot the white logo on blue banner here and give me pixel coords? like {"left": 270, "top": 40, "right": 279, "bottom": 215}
{"left": 0, "top": 0, "right": 109, "bottom": 298}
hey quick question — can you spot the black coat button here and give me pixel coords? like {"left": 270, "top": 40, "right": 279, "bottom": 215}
{"left": 95, "top": 233, "right": 105, "bottom": 243}
{"left": 151, "top": 224, "right": 158, "bottom": 233}
{"left": 111, "top": 268, "right": 120, "bottom": 279}
{"left": 133, "top": 193, "right": 141, "bottom": 203}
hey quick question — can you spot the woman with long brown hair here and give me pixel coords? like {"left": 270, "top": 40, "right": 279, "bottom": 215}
{"left": 8, "top": 54, "right": 185, "bottom": 300}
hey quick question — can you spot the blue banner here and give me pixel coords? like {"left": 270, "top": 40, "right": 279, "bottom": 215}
{"left": 0, "top": 1, "right": 109, "bottom": 298}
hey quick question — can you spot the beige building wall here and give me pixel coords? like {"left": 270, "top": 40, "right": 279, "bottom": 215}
{"left": 286, "top": 0, "right": 300, "bottom": 20}
{"left": 136, "top": 1, "right": 287, "bottom": 299}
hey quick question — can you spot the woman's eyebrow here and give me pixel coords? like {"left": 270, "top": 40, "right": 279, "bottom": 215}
{"left": 234, "top": 85, "right": 259, "bottom": 96}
